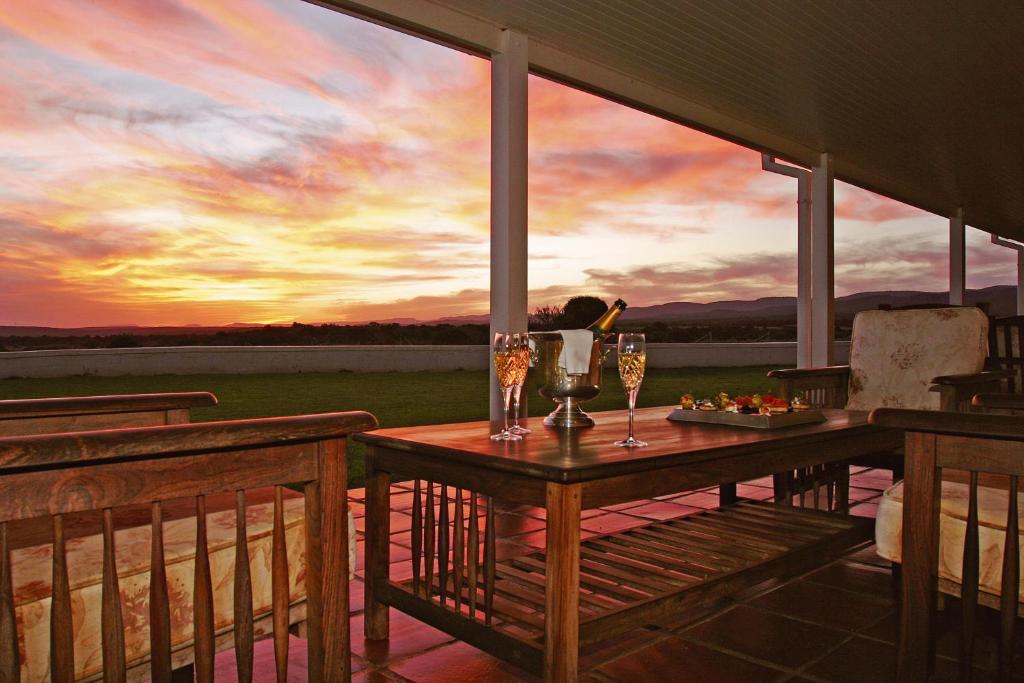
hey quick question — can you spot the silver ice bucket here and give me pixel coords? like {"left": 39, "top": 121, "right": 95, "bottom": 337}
{"left": 530, "top": 331, "right": 610, "bottom": 428}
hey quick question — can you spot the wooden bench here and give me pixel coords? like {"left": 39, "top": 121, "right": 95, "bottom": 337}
{"left": 0, "top": 410, "right": 376, "bottom": 682}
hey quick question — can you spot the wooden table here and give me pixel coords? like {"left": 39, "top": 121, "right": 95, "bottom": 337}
{"left": 354, "top": 407, "right": 900, "bottom": 682}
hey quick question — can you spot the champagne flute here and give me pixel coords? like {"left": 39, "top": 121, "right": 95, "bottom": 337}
{"left": 614, "top": 332, "right": 648, "bottom": 447}
{"left": 509, "top": 333, "right": 531, "bottom": 435}
{"left": 491, "top": 333, "right": 524, "bottom": 441}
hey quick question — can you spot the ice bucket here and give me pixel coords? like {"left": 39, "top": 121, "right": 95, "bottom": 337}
{"left": 530, "top": 331, "right": 610, "bottom": 428}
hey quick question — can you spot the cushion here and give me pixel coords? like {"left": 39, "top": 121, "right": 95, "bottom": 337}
{"left": 876, "top": 480, "right": 1024, "bottom": 600}
{"left": 11, "top": 489, "right": 356, "bottom": 681}
{"left": 845, "top": 307, "right": 989, "bottom": 411}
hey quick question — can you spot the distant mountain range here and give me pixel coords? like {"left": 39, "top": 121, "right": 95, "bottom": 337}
{"left": 620, "top": 285, "right": 1017, "bottom": 323}
{"left": 0, "top": 286, "right": 1015, "bottom": 337}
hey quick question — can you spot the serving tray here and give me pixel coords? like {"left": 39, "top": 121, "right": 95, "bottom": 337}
{"left": 667, "top": 407, "right": 826, "bottom": 429}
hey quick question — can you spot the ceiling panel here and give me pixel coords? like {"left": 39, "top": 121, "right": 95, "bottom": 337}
{"left": 329, "top": 0, "right": 1024, "bottom": 240}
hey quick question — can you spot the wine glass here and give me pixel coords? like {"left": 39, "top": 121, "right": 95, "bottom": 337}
{"left": 509, "top": 333, "right": 531, "bottom": 435}
{"left": 614, "top": 332, "right": 648, "bottom": 447}
{"left": 491, "top": 333, "right": 524, "bottom": 441}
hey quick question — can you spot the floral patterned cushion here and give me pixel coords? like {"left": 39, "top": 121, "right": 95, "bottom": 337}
{"left": 876, "top": 480, "right": 1024, "bottom": 600}
{"left": 12, "top": 488, "right": 356, "bottom": 681}
{"left": 845, "top": 307, "right": 989, "bottom": 411}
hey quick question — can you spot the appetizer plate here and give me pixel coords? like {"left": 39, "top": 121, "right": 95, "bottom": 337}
{"left": 667, "top": 407, "right": 826, "bottom": 429}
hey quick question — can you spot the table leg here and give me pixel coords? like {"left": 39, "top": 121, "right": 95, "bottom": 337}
{"left": 544, "top": 482, "right": 581, "bottom": 682}
{"left": 718, "top": 483, "right": 737, "bottom": 505}
{"left": 364, "top": 457, "right": 391, "bottom": 640}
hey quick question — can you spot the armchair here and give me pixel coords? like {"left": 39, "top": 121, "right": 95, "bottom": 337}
{"left": 870, "top": 404, "right": 1024, "bottom": 681}
{"left": 768, "top": 307, "right": 1007, "bottom": 508}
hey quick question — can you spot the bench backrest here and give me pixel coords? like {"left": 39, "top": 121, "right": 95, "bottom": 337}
{"left": 0, "top": 392, "right": 217, "bottom": 436}
{"left": 0, "top": 410, "right": 376, "bottom": 682}
{"left": 870, "top": 407, "right": 1024, "bottom": 682}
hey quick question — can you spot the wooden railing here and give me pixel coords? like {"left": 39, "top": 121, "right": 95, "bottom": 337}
{"left": 0, "top": 410, "right": 376, "bottom": 682}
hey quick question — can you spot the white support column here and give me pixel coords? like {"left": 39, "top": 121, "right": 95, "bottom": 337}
{"left": 991, "top": 234, "right": 1024, "bottom": 315}
{"left": 949, "top": 209, "right": 966, "bottom": 305}
{"left": 761, "top": 155, "right": 812, "bottom": 368}
{"left": 489, "top": 30, "right": 529, "bottom": 420}
{"left": 811, "top": 153, "right": 834, "bottom": 368}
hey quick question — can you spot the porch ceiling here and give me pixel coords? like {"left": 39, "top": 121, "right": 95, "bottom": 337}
{"left": 324, "top": 0, "right": 1024, "bottom": 240}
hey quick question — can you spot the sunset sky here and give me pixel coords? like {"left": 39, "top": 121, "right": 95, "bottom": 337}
{"left": 0, "top": 0, "right": 1016, "bottom": 327}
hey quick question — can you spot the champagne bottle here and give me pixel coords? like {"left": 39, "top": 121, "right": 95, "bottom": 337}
{"left": 587, "top": 299, "right": 627, "bottom": 338}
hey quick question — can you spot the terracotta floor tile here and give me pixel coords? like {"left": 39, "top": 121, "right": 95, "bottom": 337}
{"left": 352, "top": 670, "right": 399, "bottom": 683}
{"left": 351, "top": 609, "right": 455, "bottom": 666}
{"left": 389, "top": 490, "right": 416, "bottom": 510}
{"left": 213, "top": 635, "right": 309, "bottom": 682}
{"left": 357, "top": 559, "right": 415, "bottom": 582}
{"left": 505, "top": 528, "right": 547, "bottom": 549}
{"left": 601, "top": 499, "right": 649, "bottom": 512}
{"left": 349, "top": 487, "right": 367, "bottom": 501}
{"left": 805, "top": 560, "right": 897, "bottom": 601}
{"left": 350, "top": 578, "right": 365, "bottom": 613}
{"left": 390, "top": 530, "right": 412, "bottom": 548}
{"left": 750, "top": 579, "right": 894, "bottom": 632}
{"left": 682, "top": 605, "right": 848, "bottom": 669}
{"left": 597, "top": 636, "right": 786, "bottom": 683}
{"left": 349, "top": 501, "right": 366, "bottom": 518}
{"left": 736, "top": 484, "right": 775, "bottom": 500}
{"left": 845, "top": 544, "right": 893, "bottom": 569}
{"left": 623, "top": 501, "right": 702, "bottom": 521}
{"left": 492, "top": 512, "right": 547, "bottom": 536}
{"left": 581, "top": 512, "right": 649, "bottom": 534}
{"left": 848, "top": 486, "right": 884, "bottom": 501}
{"left": 388, "top": 640, "right": 539, "bottom": 683}
{"left": 849, "top": 502, "right": 880, "bottom": 518}
{"left": 387, "top": 543, "right": 413, "bottom": 563}
{"left": 354, "top": 510, "right": 412, "bottom": 534}
{"left": 669, "top": 491, "right": 721, "bottom": 509}
{"left": 805, "top": 636, "right": 896, "bottom": 683}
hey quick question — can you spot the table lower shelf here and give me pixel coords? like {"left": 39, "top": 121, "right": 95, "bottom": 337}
{"left": 380, "top": 500, "right": 874, "bottom": 674}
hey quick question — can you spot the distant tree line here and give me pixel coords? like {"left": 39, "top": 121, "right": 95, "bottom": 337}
{"left": 0, "top": 296, "right": 853, "bottom": 352}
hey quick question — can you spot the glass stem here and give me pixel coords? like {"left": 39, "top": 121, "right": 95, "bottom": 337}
{"left": 627, "top": 388, "right": 638, "bottom": 440}
{"left": 512, "top": 384, "right": 522, "bottom": 426}
{"left": 502, "top": 385, "right": 514, "bottom": 433}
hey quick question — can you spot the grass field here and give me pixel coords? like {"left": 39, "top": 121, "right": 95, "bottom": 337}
{"left": 1, "top": 367, "right": 779, "bottom": 486}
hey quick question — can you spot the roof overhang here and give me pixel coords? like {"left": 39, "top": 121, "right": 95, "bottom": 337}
{"left": 315, "top": 0, "right": 1024, "bottom": 241}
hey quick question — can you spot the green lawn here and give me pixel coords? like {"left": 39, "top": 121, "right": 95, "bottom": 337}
{"left": 1, "top": 367, "right": 780, "bottom": 486}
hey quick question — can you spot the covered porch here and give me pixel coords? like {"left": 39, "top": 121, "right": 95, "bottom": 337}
{"left": 2, "top": 1, "right": 1024, "bottom": 681}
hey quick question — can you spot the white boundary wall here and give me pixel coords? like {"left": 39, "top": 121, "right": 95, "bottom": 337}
{"left": 0, "top": 342, "right": 851, "bottom": 378}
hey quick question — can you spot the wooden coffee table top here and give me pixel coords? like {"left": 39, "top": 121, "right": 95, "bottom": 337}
{"left": 355, "top": 407, "right": 891, "bottom": 483}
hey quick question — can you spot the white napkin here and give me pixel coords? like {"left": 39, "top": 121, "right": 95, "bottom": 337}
{"left": 557, "top": 329, "right": 594, "bottom": 375}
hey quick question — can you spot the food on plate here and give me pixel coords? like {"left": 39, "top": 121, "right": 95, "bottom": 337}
{"left": 680, "top": 391, "right": 801, "bottom": 416}
{"left": 791, "top": 396, "right": 811, "bottom": 411}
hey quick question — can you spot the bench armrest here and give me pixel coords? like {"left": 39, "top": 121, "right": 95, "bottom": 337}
{"left": 972, "top": 393, "right": 1024, "bottom": 412}
{"left": 931, "top": 370, "right": 1014, "bottom": 386}
{"left": 767, "top": 366, "right": 851, "bottom": 380}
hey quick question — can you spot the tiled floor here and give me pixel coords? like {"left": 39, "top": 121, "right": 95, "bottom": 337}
{"left": 231, "top": 468, "right": 1023, "bottom": 682}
